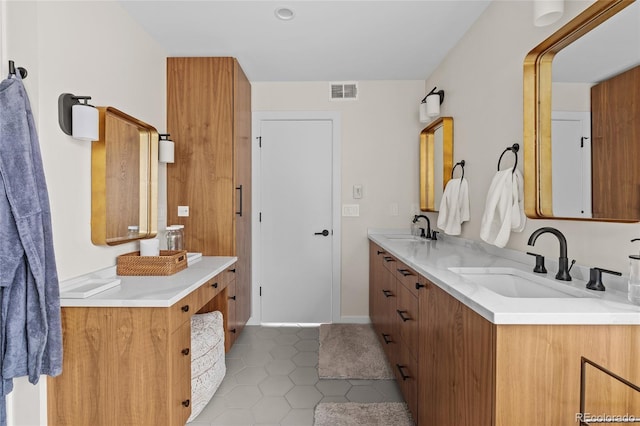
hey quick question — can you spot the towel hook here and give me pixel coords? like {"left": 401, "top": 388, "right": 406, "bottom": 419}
{"left": 497, "top": 143, "right": 519, "bottom": 173}
{"left": 8, "top": 60, "right": 27, "bottom": 79}
{"left": 451, "top": 160, "right": 465, "bottom": 180}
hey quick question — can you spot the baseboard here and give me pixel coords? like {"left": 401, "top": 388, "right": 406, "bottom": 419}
{"left": 335, "top": 316, "right": 371, "bottom": 324}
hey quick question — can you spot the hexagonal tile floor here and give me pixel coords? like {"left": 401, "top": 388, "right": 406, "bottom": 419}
{"left": 188, "top": 325, "right": 405, "bottom": 425}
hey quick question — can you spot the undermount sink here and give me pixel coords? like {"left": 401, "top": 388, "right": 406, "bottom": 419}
{"left": 448, "top": 267, "right": 595, "bottom": 299}
{"left": 384, "top": 235, "right": 421, "bottom": 240}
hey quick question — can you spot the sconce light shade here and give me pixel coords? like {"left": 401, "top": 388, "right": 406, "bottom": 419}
{"left": 158, "top": 133, "right": 175, "bottom": 163}
{"left": 533, "top": 0, "right": 564, "bottom": 27}
{"left": 420, "top": 87, "right": 445, "bottom": 123}
{"left": 58, "top": 93, "right": 99, "bottom": 141}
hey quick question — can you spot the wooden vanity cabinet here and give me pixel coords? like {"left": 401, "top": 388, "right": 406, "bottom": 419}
{"left": 48, "top": 266, "right": 235, "bottom": 426}
{"left": 167, "top": 57, "right": 252, "bottom": 348}
{"left": 369, "top": 244, "right": 399, "bottom": 364}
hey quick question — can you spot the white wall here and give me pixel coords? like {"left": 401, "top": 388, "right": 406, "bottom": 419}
{"left": 4, "top": 1, "right": 167, "bottom": 424}
{"left": 253, "top": 81, "right": 424, "bottom": 318}
{"left": 424, "top": 0, "right": 639, "bottom": 274}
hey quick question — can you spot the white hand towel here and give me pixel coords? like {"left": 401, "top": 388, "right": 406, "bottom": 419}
{"left": 480, "top": 170, "right": 514, "bottom": 247}
{"left": 437, "top": 178, "right": 470, "bottom": 235}
{"left": 480, "top": 169, "right": 526, "bottom": 247}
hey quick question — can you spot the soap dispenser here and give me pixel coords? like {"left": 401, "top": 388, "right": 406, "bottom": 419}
{"left": 628, "top": 238, "right": 640, "bottom": 305}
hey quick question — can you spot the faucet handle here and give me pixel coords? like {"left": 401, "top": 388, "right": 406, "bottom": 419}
{"left": 431, "top": 230, "right": 439, "bottom": 240}
{"left": 586, "top": 267, "right": 622, "bottom": 291}
{"left": 526, "top": 252, "right": 547, "bottom": 274}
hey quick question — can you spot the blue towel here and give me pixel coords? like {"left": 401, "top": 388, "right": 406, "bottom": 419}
{"left": 0, "top": 72, "right": 63, "bottom": 425}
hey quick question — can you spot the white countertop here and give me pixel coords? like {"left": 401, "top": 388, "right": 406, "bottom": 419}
{"left": 369, "top": 230, "right": 640, "bottom": 325}
{"left": 59, "top": 255, "right": 237, "bottom": 308}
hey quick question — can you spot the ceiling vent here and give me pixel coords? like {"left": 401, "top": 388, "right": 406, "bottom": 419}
{"left": 330, "top": 82, "right": 358, "bottom": 101}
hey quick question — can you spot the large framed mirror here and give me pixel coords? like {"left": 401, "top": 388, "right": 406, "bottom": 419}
{"left": 420, "top": 117, "right": 453, "bottom": 211}
{"left": 91, "top": 107, "right": 158, "bottom": 245}
{"left": 524, "top": 0, "right": 639, "bottom": 221}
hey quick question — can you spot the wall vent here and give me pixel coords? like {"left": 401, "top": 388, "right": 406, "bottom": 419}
{"left": 330, "top": 82, "right": 358, "bottom": 101}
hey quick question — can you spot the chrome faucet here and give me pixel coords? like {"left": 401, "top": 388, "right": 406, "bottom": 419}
{"left": 527, "top": 227, "right": 573, "bottom": 281}
{"left": 412, "top": 215, "right": 431, "bottom": 239}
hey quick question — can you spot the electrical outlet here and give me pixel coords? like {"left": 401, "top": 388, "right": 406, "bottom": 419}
{"left": 178, "top": 206, "right": 189, "bottom": 217}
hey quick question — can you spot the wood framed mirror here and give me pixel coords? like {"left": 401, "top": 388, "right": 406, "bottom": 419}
{"left": 523, "top": 0, "right": 639, "bottom": 221}
{"left": 420, "top": 117, "right": 453, "bottom": 211}
{"left": 91, "top": 107, "right": 158, "bottom": 245}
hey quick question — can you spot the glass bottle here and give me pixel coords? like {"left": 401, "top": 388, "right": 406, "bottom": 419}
{"left": 166, "top": 225, "right": 183, "bottom": 251}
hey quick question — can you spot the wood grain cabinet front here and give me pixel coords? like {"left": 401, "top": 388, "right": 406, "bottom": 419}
{"left": 48, "top": 265, "right": 237, "bottom": 426}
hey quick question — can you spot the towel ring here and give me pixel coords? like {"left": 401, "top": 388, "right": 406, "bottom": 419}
{"left": 497, "top": 143, "right": 519, "bottom": 173}
{"left": 451, "top": 160, "right": 465, "bottom": 180}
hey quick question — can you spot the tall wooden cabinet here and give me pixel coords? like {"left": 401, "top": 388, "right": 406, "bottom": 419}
{"left": 167, "top": 57, "right": 252, "bottom": 348}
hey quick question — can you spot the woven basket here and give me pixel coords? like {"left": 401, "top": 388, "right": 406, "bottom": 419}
{"left": 116, "top": 250, "right": 188, "bottom": 276}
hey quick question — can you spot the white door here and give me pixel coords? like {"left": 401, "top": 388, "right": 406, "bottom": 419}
{"left": 259, "top": 119, "right": 333, "bottom": 323}
{"left": 551, "top": 111, "right": 592, "bottom": 218}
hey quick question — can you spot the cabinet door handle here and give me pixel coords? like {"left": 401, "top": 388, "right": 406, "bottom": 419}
{"left": 397, "top": 269, "right": 412, "bottom": 277}
{"left": 182, "top": 348, "right": 190, "bottom": 356}
{"left": 230, "top": 328, "right": 237, "bottom": 334}
{"left": 383, "top": 256, "right": 395, "bottom": 263}
{"left": 396, "top": 309, "right": 411, "bottom": 322}
{"left": 236, "top": 185, "right": 243, "bottom": 217}
{"left": 229, "top": 268, "right": 236, "bottom": 273}
{"left": 181, "top": 305, "right": 190, "bottom": 312}
{"left": 382, "top": 333, "right": 392, "bottom": 344}
{"left": 182, "top": 399, "right": 190, "bottom": 407}
{"left": 415, "top": 282, "right": 426, "bottom": 290}
{"left": 212, "top": 282, "right": 218, "bottom": 288}
{"left": 382, "top": 289, "right": 393, "bottom": 298}
{"left": 229, "top": 295, "right": 236, "bottom": 301}
{"left": 377, "top": 250, "right": 385, "bottom": 255}
{"left": 396, "top": 364, "right": 410, "bottom": 381}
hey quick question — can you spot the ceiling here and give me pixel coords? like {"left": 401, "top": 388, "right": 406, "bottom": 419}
{"left": 118, "top": 0, "right": 491, "bottom": 82}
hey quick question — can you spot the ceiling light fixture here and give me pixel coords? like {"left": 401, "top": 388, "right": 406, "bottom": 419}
{"left": 533, "top": 0, "right": 564, "bottom": 27}
{"left": 275, "top": 7, "right": 295, "bottom": 21}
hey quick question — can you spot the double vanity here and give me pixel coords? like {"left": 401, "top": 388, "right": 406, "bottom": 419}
{"left": 369, "top": 230, "right": 639, "bottom": 426}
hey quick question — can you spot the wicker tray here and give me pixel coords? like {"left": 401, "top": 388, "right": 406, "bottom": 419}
{"left": 116, "top": 250, "right": 188, "bottom": 276}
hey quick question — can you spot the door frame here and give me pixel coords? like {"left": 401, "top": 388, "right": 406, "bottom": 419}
{"left": 250, "top": 111, "right": 342, "bottom": 325}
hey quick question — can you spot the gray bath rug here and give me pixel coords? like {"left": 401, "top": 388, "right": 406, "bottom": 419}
{"left": 314, "top": 402, "right": 414, "bottom": 426}
{"left": 318, "top": 323, "right": 393, "bottom": 379}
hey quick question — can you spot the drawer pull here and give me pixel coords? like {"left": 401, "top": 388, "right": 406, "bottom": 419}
{"left": 382, "top": 289, "right": 393, "bottom": 298}
{"left": 182, "top": 348, "right": 190, "bottom": 356}
{"left": 382, "top": 333, "right": 392, "bottom": 344}
{"left": 396, "top": 310, "right": 411, "bottom": 322}
{"left": 230, "top": 268, "right": 236, "bottom": 273}
{"left": 181, "top": 305, "right": 190, "bottom": 312}
{"left": 415, "top": 282, "right": 426, "bottom": 290}
{"left": 397, "top": 269, "right": 412, "bottom": 277}
{"left": 229, "top": 295, "right": 236, "bottom": 301}
{"left": 212, "top": 282, "right": 219, "bottom": 288}
{"left": 383, "top": 256, "right": 395, "bottom": 263}
{"left": 396, "top": 364, "right": 410, "bottom": 381}
{"left": 182, "top": 399, "right": 190, "bottom": 407}
{"left": 230, "top": 328, "right": 237, "bottom": 334}
{"left": 377, "top": 250, "right": 385, "bottom": 255}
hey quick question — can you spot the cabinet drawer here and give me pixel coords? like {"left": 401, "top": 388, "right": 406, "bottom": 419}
{"left": 169, "top": 289, "right": 199, "bottom": 332}
{"left": 394, "top": 341, "right": 418, "bottom": 423}
{"left": 381, "top": 253, "right": 398, "bottom": 273}
{"left": 170, "top": 321, "right": 192, "bottom": 425}
{"left": 195, "top": 276, "right": 224, "bottom": 311}
{"left": 220, "top": 264, "right": 238, "bottom": 287}
{"left": 395, "top": 260, "right": 422, "bottom": 297}
{"left": 396, "top": 282, "right": 419, "bottom": 360}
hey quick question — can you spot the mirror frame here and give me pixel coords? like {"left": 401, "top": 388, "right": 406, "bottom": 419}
{"left": 91, "top": 107, "right": 158, "bottom": 245}
{"left": 523, "top": 0, "right": 637, "bottom": 222}
{"left": 420, "top": 117, "right": 453, "bottom": 211}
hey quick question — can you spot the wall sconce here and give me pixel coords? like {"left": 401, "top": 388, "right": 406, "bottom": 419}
{"left": 533, "top": 0, "right": 564, "bottom": 27}
{"left": 419, "top": 87, "right": 445, "bottom": 123}
{"left": 158, "top": 133, "right": 175, "bottom": 164}
{"left": 58, "top": 93, "right": 99, "bottom": 141}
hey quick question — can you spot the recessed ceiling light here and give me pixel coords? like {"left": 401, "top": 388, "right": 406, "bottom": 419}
{"left": 275, "top": 7, "right": 295, "bottom": 21}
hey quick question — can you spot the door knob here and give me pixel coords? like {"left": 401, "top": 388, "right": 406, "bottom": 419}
{"left": 314, "top": 230, "right": 330, "bottom": 236}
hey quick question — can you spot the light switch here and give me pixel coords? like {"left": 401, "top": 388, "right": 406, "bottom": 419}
{"left": 353, "top": 184, "right": 363, "bottom": 199}
{"left": 342, "top": 204, "right": 360, "bottom": 217}
{"left": 178, "top": 206, "right": 189, "bottom": 217}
